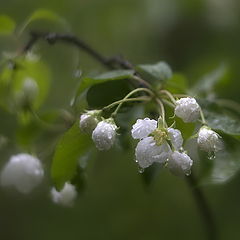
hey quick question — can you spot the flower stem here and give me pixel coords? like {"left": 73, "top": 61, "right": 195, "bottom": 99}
{"left": 186, "top": 174, "right": 218, "bottom": 240}
{"left": 160, "top": 90, "right": 176, "bottom": 104}
{"left": 111, "top": 88, "right": 154, "bottom": 117}
{"left": 200, "top": 109, "right": 207, "bottom": 125}
{"left": 102, "top": 96, "right": 150, "bottom": 112}
{"left": 155, "top": 98, "right": 167, "bottom": 127}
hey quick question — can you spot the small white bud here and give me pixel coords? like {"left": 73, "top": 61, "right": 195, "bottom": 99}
{"left": 22, "top": 78, "right": 39, "bottom": 101}
{"left": 135, "top": 136, "right": 172, "bottom": 169}
{"left": 0, "top": 153, "right": 44, "bottom": 194}
{"left": 92, "top": 119, "right": 117, "bottom": 151}
{"left": 197, "top": 126, "right": 222, "bottom": 153}
{"left": 80, "top": 110, "right": 100, "bottom": 134}
{"left": 168, "top": 151, "right": 193, "bottom": 176}
{"left": 50, "top": 182, "right": 77, "bottom": 207}
{"left": 131, "top": 118, "right": 157, "bottom": 139}
{"left": 175, "top": 97, "right": 200, "bottom": 123}
{"left": 167, "top": 128, "right": 183, "bottom": 150}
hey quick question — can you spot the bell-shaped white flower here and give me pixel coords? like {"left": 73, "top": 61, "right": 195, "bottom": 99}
{"left": 0, "top": 153, "right": 44, "bottom": 194}
{"left": 92, "top": 119, "right": 117, "bottom": 150}
{"left": 80, "top": 110, "right": 100, "bottom": 134}
{"left": 131, "top": 118, "right": 157, "bottom": 139}
{"left": 135, "top": 136, "right": 172, "bottom": 169}
{"left": 51, "top": 182, "right": 77, "bottom": 207}
{"left": 175, "top": 97, "right": 200, "bottom": 123}
{"left": 168, "top": 151, "right": 193, "bottom": 177}
{"left": 167, "top": 128, "right": 183, "bottom": 150}
{"left": 197, "top": 126, "right": 222, "bottom": 153}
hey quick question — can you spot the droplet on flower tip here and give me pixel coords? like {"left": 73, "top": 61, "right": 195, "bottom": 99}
{"left": 138, "top": 167, "right": 145, "bottom": 173}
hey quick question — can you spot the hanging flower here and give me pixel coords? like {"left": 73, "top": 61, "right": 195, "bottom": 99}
{"left": 175, "top": 97, "right": 200, "bottom": 123}
{"left": 92, "top": 119, "right": 117, "bottom": 150}
{"left": 197, "top": 126, "right": 222, "bottom": 153}
{"left": 0, "top": 153, "right": 44, "bottom": 194}
{"left": 168, "top": 151, "right": 193, "bottom": 177}
{"left": 50, "top": 182, "right": 77, "bottom": 207}
{"left": 79, "top": 110, "right": 101, "bottom": 134}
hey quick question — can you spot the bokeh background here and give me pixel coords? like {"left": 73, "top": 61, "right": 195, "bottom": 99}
{"left": 0, "top": 0, "right": 240, "bottom": 239}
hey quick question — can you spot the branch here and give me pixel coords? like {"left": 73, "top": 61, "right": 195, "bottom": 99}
{"left": 22, "top": 31, "right": 134, "bottom": 70}
{"left": 186, "top": 174, "right": 218, "bottom": 240}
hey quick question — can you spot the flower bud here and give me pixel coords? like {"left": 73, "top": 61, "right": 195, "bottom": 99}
{"left": 0, "top": 153, "right": 44, "bottom": 194}
{"left": 80, "top": 110, "right": 100, "bottom": 134}
{"left": 167, "top": 128, "right": 183, "bottom": 150}
{"left": 131, "top": 118, "right": 157, "bottom": 139}
{"left": 175, "top": 97, "right": 200, "bottom": 123}
{"left": 50, "top": 182, "right": 77, "bottom": 207}
{"left": 197, "top": 126, "right": 222, "bottom": 153}
{"left": 168, "top": 151, "right": 193, "bottom": 176}
{"left": 92, "top": 119, "right": 117, "bottom": 151}
{"left": 135, "top": 136, "right": 172, "bottom": 169}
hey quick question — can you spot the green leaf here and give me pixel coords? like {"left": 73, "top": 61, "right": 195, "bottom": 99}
{"left": 204, "top": 110, "right": 240, "bottom": 137}
{"left": 165, "top": 73, "right": 188, "bottom": 94}
{"left": 18, "top": 9, "right": 67, "bottom": 35}
{"left": 136, "top": 61, "right": 172, "bottom": 82}
{"left": 191, "top": 64, "right": 229, "bottom": 95}
{"left": 199, "top": 146, "right": 240, "bottom": 185}
{"left": 51, "top": 122, "right": 92, "bottom": 190}
{"left": 0, "top": 15, "right": 15, "bottom": 35}
{"left": 74, "top": 69, "right": 134, "bottom": 102}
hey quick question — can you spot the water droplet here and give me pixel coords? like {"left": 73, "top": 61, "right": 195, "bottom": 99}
{"left": 179, "top": 147, "right": 184, "bottom": 152}
{"left": 208, "top": 152, "right": 216, "bottom": 160}
{"left": 74, "top": 69, "right": 82, "bottom": 78}
{"left": 138, "top": 167, "right": 144, "bottom": 173}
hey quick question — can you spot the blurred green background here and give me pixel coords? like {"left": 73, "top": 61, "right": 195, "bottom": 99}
{"left": 0, "top": 0, "right": 240, "bottom": 239}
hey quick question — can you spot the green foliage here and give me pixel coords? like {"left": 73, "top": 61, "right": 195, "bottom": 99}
{"left": 204, "top": 110, "right": 240, "bottom": 137}
{"left": 0, "top": 57, "right": 51, "bottom": 112}
{"left": 0, "top": 15, "right": 15, "bottom": 35}
{"left": 165, "top": 73, "right": 188, "bottom": 94}
{"left": 51, "top": 122, "right": 92, "bottom": 190}
{"left": 74, "top": 69, "right": 134, "bottom": 103}
{"left": 136, "top": 61, "right": 172, "bottom": 83}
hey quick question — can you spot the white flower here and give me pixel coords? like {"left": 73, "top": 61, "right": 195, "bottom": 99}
{"left": 51, "top": 182, "right": 77, "bottom": 207}
{"left": 167, "top": 128, "right": 183, "bottom": 150}
{"left": 168, "top": 151, "right": 193, "bottom": 176}
{"left": 175, "top": 97, "right": 200, "bottom": 123}
{"left": 0, "top": 153, "right": 44, "bottom": 194}
{"left": 80, "top": 111, "right": 100, "bottom": 134}
{"left": 92, "top": 119, "right": 117, "bottom": 150}
{"left": 131, "top": 118, "right": 157, "bottom": 139}
{"left": 135, "top": 136, "right": 172, "bottom": 169}
{"left": 197, "top": 126, "right": 222, "bottom": 152}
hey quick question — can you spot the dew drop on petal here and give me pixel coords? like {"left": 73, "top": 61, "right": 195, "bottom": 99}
{"left": 138, "top": 167, "right": 144, "bottom": 173}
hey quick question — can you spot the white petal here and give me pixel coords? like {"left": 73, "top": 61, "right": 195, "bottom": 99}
{"left": 131, "top": 118, "right": 157, "bottom": 139}
{"left": 135, "top": 136, "right": 172, "bottom": 168}
{"left": 167, "top": 128, "right": 183, "bottom": 150}
{"left": 80, "top": 113, "right": 98, "bottom": 134}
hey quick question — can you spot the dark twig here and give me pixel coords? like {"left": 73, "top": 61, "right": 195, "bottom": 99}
{"left": 186, "top": 174, "right": 218, "bottom": 240}
{"left": 22, "top": 31, "right": 134, "bottom": 70}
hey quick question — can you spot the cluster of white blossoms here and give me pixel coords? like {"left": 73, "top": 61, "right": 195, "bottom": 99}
{"left": 131, "top": 118, "right": 192, "bottom": 176}
{"left": 130, "top": 97, "right": 222, "bottom": 176}
{"left": 80, "top": 110, "right": 118, "bottom": 151}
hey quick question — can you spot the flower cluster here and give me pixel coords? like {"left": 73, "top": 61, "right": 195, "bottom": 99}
{"left": 80, "top": 97, "right": 222, "bottom": 177}
{"left": 131, "top": 118, "right": 192, "bottom": 176}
